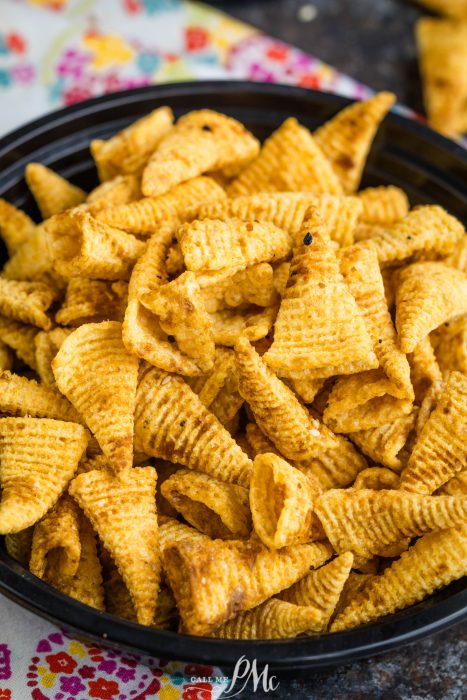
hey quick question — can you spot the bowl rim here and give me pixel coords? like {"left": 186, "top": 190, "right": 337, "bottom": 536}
{"left": 0, "top": 80, "right": 466, "bottom": 670}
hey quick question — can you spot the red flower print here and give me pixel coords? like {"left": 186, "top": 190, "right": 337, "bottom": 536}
{"left": 89, "top": 678, "right": 120, "bottom": 699}
{"left": 78, "top": 664, "right": 96, "bottom": 679}
{"left": 62, "top": 84, "right": 94, "bottom": 106}
{"left": 45, "top": 651, "right": 77, "bottom": 674}
{"left": 185, "top": 27, "right": 209, "bottom": 52}
{"left": 124, "top": 0, "right": 141, "bottom": 12}
{"left": 298, "top": 73, "right": 320, "bottom": 90}
{"left": 266, "top": 44, "right": 288, "bottom": 61}
{"left": 182, "top": 683, "right": 212, "bottom": 700}
{"left": 6, "top": 33, "right": 26, "bottom": 54}
{"left": 0, "top": 690, "right": 11, "bottom": 700}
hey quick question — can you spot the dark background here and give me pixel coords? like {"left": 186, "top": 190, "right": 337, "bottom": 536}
{"left": 208, "top": 0, "right": 426, "bottom": 113}
{"left": 204, "top": 1, "right": 463, "bottom": 698}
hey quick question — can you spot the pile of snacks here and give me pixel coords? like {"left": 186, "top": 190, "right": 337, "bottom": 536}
{"left": 416, "top": 0, "right": 467, "bottom": 137}
{"left": 0, "top": 93, "right": 466, "bottom": 639}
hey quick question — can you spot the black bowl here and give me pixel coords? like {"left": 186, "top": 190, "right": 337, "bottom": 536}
{"left": 0, "top": 81, "right": 466, "bottom": 673}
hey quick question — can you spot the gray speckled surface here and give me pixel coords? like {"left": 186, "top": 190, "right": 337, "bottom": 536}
{"left": 204, "top": 1, "right": 465, "bottom": 697}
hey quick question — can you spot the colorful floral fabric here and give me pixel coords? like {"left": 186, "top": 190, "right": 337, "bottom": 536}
{"left": 0, "top": 0, "right": 371, "bottom": 137}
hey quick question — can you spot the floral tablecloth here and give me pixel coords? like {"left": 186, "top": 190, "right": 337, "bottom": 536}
{"left": 0, "top": 1, "right": 375, "bottom": 698}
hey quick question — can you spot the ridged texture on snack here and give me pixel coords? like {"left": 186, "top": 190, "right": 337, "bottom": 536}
{"left": 315, "top": 488, "right": 467, "bottom": 557}
{"left": 179, "top": 218, "right": 290, "bottom": 272}
{"left": 340, "top": 241, "right": 413, "bottom": 398}
{"left": 52, "top": 321, "right": 139, "bottom": 475}
{"left": 25, "top": 163, "right": 86, "bottom": 218}
{"left": 97, "top": 176, "right": 226, "bottom": 235}
{"left": 29, "top": 496, "right": 81, "bottom": 580}
{"left": 408, "top": 336, "right": 443, "bottom": 404}
{"left": 46, "top": 209, "right": 145, "bottom": 280}
{"left": 91, "top": 106, "right": 173, "bottom": 178}
{"left": 331, "top": 525, "right": 467, "bottom": 631}
{"left": 263, "top": 223, "right": 377, "bottom": 379}
{"left": 0, "top": 317, "right": 39, "bottom": 370}
{"left": 278, "top": 552, "right": 354, "bottom": 631}
{"left": 0, "top": 417, "right": 89, "bottom": 533}
{"left": 370, "top": 206, "right": 465, "bottom": 267}
{"left": 250, "top": 453, "right": 323, "bottom": 549}
{"left": 56, "top": 278, "right": 127, "bottom": 326}
{"left": 0, "top": 370, "right": 82, "bottom": 423}
{"left": 400, "top": 371, "right": 467, "bottom": 494}
{"left": 395, "top": 262, "right": 467, "bottom": 353}
{"left": 161, "top": 469, "right": 251, "bottom": 539}
{"left": 314, "top": 93, "right": 395, "bottom": 193}
{"left": 0, "top": 278, "right": 57, "bottom": 331}
{"left": 349, "top": 410, "right": 418, "bottom": 471}
{"left": 0, "top": 198, "right": 35, "bottom": 255}
{"left": 212, "top": 598, "right": 323, "bottom": 639}
{"left": 69, "top": 466, "right": 159, "bottom": 625}
{"left": 357, "top": 186, "right": 409, "bottom": 225}
{"left": 235, "top": 337, "right": 337, "bottom": 461}
{"left": 134, "top": 364, "right": 252, "bottom": 487}
{"left": 4, "top": 527, "right": 33, "bottom": 567}
{"left": 162, "top": 535, "right": 333, "bottom": 634}
{"left": 227, "top": 117, "right": 343, "bottom": 196}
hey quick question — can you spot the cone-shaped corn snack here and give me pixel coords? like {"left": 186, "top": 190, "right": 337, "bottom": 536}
{"left": 86, "top": 174, "right": 141, "bottom": 215}
{"left": 400, "top": 371, "right": 467, "bottom": 494}
{"left": 34, "top": 328, "right": 71, "bottom": 388}
{"left": 333, "top": 571, "right": 374, "bottom": 619}
{"left": 250, "top": 453, "right": 323, "bottom": 548}
{"left": 212, "top": 598, "right": 323, "bottom": 639}
{"left": 395, "top": 262, "right": 467, "bottom": 353}
{"left": 29, "top": 496, "right": 81, "bottom": 580}
{"left": 198, "top": 192, "right": 362, "bottom": 248}
{"left": 56, "top": 278, "right": 127, "bottom": 326}
{"left": 53, "top": 514, "right": 105, "bottom": 611}
{"left": 46, "top": 209, "right": 144, "bottom": 280}
{"left": 290, "top": 376, "right": 326, "bottom": 404}
{"left": 353, "top": 467, "right": 400, "bottom": 491}
{"left": 0, "top": 370, "right": 82, "bottom": 423}
{"left": 315, "top": 488, "right": 467, "bottom": 558}
{"left": 134, "top": 364, "right": 252, "bottom": 487}
{"left": 228, "top": 117, "right": 342, "bottom": 196}
{"left": 26, "top": 163, "right": 86, "bottom": 218}
{"left": 0, "top": 417, "right": 89, "bottom": 533}
{"left": 278, "top": 552, "right": 354, "bottom": 631}
{"left": 69, "top": 466, "right": 159, "bottom": 625}
{"left": 408, "top": 336, "right": 443, "bottom": 403}
{"left": 235, "top": 337, "right": 337, "bottom": 461}
{"left": 162, "top": 535, "right": 332, "bottom": 634}
{"left": 0, "top": 317, "right": 38, "bottom": 370}
{"left": 357, "top": 186, "right": 409, "bottom": 225}
{"left": 144, "top": 272, "right": 215, "bottom": 373}
{"left": 97, "top": 176, "right": 226, "bottom": 235}
{"left": 179, "top": 218, "right": 290, "bottom": 272}
{"left": 91, "top": 106, "right": 173, "bottom": 179}
{"left": 52, "top": 321, "right": 139, "bottom": 475}
{"left": 263, "top": 222, "right": 377, "bottom": 379}
{"left": 0, "top": 198, "right": 35, "bottom": 255}
{"left": 323, "top": 370, "right": 413, "bottom": 433}
{"left": 209, "top": 305, "right": 278, "bottom": 346}
{"left": 161, "top": 469, "right": 251, "bottom": 539}
{"left": 313, "top": 93, "right": 394, "bottom": 193}
{"left": 142, "top": 109, "right": 259, "bottom": 197}
{"left": 4, "top": 527, "right": 33, "bottom": 567}
{"left": 431, "top": 315, "right": 467, "bottom": 377}
{"left": 349, "top": 410, "right": 418, "bottom": 471}
{"left": 437, "top": 470, "right": 467, "bottom": 496}
{"left": 370, "top": 206, "right": 464, "bottom": 267}
{"left": 198, "top": 263, "right": 277, "bottom": 313}
{"left": 2, "top": 224, "right": 59, "bottom": 286}
{"left": 186, "top": 347, "right": 236, "bottom": 407}
{"left": 331, "top": 524, "right": 467, "bottom": 631}
{"left": 158, "top": 517, "right": 209, "bottom": 552}
{"left": 340, "top": 241, "right": 413, "bottom": 398}
{"left": 0, "top": 278, "right": 57, "bottom": 331}
{"left": 417, "top": 17, "right": 467, "bottom": 137}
